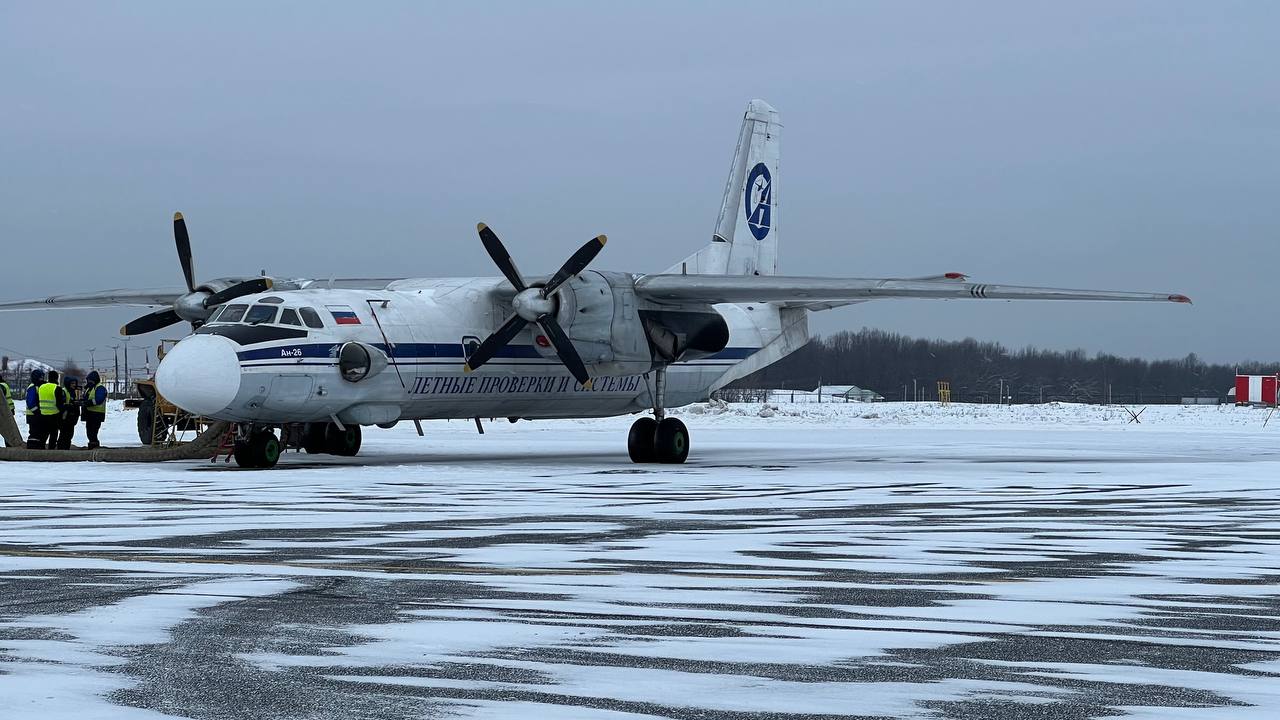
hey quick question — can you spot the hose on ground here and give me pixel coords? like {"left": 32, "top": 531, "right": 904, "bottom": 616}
{"left": 0, "top": 407, "right": 230, "bottom": 462}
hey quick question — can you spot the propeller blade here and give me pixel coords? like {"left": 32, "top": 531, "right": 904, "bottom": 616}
{"left": 463, "top": 313, "right": 529, "bottom": 373}
{"left": 173, "top": 212, "right": 196, "bottom": 293}
{"left": 543, "top": 234, "right": 607, "bottom": 296}
{"left": 121, "top": 308, "right": 183, "bottom": 336}
{"left": 477, "top": 222, "right": 527, "bottom": 292}
{"left": 536, "top": 316, "right": 591, "bottom": 388}
{"left": 204, "top": 278, "right": 274, "bottom": 307}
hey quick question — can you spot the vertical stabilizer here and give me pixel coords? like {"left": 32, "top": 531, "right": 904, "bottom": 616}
{"left": 667, "top": 99, "right": 782, "bottom": 276}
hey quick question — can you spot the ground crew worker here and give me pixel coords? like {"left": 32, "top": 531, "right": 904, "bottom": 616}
{"left": 58, "top": 376, "right": 82, "bottom": 450}
{"left": 40, "top": 370, "right": 68, "bottom": 450}
{"left": 0, "top": 373, "right": 12, "bottom": 416}
{"left": 25, "top": 369, "right": 48, "bottom": 449}
{"left": 82, "top": 370, "right": 107, "bottom": 449}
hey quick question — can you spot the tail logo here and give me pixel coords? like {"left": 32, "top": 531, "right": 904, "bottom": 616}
{"left": 744, "top": 162, "right": 772, "bottom": 241}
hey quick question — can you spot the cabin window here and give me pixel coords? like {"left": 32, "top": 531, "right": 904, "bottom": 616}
{"left": 258, "top": 296, "right": 284, "bottom": 304}
{"left": 299, "top": 307, "right": 325, "bottom": 329}
{"left": 279, "top": 308, "right": 302, "bottom": 326}
{"left": 244, "top": 305, "right": 278, "bottom": 325}
{"left": 219, "top": 304, "right": 249, "bottom": 323}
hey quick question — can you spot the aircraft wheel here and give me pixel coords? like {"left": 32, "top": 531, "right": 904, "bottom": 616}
{"left": 325, "top": 424, "right": 362, "bottom": 457}
{"left": 303, "top": 423, "right": 328, "bottom": 454}
{"left": 137, "top": 399, "right": 170, "bottom": 445}
{"left": 234, "top": 430, "right": 281, "bottom": 469}
{"left": 627, "top": 417, "right": 658, "bottom": 463}
{"left": 654, "top": 417, "right": 689, "bottom": 464}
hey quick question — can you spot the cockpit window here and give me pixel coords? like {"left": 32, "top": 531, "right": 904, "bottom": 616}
{"left": 245, "top": 305, "right": 278, "bottom": 325}
{"left": 299, "top": 307, "right": 325, "bottom": 329}
{"left": 279, "top": 308, "right": 302, "bottom": 326}
{"left": 219, "top": 304, "right": 249, "bottom": 323}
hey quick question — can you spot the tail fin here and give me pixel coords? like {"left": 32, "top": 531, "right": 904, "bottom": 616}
{"left": 667, "top": 99, "right": 781, "bottom": 276}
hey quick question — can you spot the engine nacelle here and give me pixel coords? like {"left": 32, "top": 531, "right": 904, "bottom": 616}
{"left": 542, "top": 271, "right": 730, "bottom": 376}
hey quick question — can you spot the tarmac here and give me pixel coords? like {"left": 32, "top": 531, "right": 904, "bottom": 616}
{"left": 1, "top": 413, "right": 1278, "bottom": 719}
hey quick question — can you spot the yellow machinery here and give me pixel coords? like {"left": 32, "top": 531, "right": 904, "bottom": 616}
{"left": 135, "top": 340, "right": 210, "bottom": 445}
{"left": 937, "top": 381, "right": 952, "bottom": 406}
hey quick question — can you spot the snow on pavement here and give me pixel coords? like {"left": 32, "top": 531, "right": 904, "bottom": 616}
{"left": 0, "top": 401, "right": 1278, "bottom": 718}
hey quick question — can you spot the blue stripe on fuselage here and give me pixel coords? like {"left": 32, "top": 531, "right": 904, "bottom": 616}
{"left": 236, "top": 343, "right": 760, "bottom": 363}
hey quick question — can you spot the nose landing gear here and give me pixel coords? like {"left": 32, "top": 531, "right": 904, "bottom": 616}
{"left": 233, "top": 427, "right": 281, "bottom": 469}
{"left": 628, "top": 367, "right": 690, "bottom": 464}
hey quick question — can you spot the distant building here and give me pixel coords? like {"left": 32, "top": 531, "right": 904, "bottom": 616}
{"left": 767, "top": 385, "right": 885, "bottom": 403}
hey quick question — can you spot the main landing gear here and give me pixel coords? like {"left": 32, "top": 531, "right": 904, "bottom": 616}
{"left": 628, "top": 367, "right": 690, "bottom": 464}
{"left": 301, "top": 422, "right": 362, "bottom": 457}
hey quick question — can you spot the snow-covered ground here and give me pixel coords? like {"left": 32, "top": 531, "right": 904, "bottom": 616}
{"left": 1, "top": 401, "right": 1278, "bottom": 719}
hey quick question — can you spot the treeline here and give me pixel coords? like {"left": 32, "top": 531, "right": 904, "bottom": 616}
{"left": 733, "top": 328, "right": 1274, "bottom": 404}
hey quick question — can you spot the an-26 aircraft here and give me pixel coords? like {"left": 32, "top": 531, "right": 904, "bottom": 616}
{"left": 1, "top": 100, "right": 1190, "bottom": 468}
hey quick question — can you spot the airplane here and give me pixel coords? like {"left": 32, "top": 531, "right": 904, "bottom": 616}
{"left": 0, "top": 99, "right": 1190, "bottom": 469}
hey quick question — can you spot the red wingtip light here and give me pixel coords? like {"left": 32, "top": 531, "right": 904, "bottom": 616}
{"left": 944, "top": 272, "right": 968, "bottom": 280}
{"left": 535, "top": 335, "right": 551, "bottom": 348}
{"left": 1168, "top": 294, "right": 1192, "bottom": 304}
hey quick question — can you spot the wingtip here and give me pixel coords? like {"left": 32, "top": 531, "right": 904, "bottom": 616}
{"left": 597, "top": 234, "right": 607, "bottom": 247}
{"left": 944, "top": 272, "right": 967, "bottom": 280}
{"left": 581, "top": 378, "right": 593, "bottom": 390}
{"left": 263, "top": 278, "right": 274, "bottom": 289}
{"left": 119, "top": 325, "right": 129, "bottom": 336}
{"left": 173, "top": 211, "right": 183, "bottom": 221}
{"left": 1168, "top": 294, "right": 1193, "bottom": 304}
{"left": 463, "top": 364, "right": 474, "bottom": 374}
{"left": 476, "top": 222, "right": 488, "bottom": 233}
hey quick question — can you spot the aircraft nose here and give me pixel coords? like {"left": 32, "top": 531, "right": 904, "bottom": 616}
{"left": 155, "top": 334, "right": 242, "bottom": 416}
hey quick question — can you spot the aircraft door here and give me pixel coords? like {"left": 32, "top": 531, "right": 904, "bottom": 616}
{"left": 262, "top": 374, "right": 314, "bottom": 412}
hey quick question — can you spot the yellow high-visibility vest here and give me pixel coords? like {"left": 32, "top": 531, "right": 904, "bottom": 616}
{"left": 0, "top": 382, "right": 12, "bottom": 413}
{"left": 37, "top": 382, "right": 61, "bottom": 416}
{"left": 84, "top": 383, "right": 106, "bottom": 414}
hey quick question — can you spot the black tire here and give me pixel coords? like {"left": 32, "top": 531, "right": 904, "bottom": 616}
{"left": 627, "top": 416, "right": 658, "bottom": 463}
{"left": 232, "top": 441, "right": 255, "bottom": 468}
{"left": 654, "top": 417, "right": 690, "bottom": 464}
{"left": 303, "top": 423, "right": 328, "bottom": 454}
{"left": 325, "top": 424, "right": 362, "bottom": 457}
{"left": 257, "top": 431, "right": 281, "bottom": 468}
{"left": 137, "top": 399, "right": 169, "bottom": 445}
{"left": 232, "top": 427, "right": 280, "bottom": 468}
{"left": 234, "top": 430, "right": 281, "bottom": 469}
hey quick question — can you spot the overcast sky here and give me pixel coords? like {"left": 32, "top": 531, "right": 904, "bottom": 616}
{"left": 1, "top": 1, "right": 1276, "bottom": 371}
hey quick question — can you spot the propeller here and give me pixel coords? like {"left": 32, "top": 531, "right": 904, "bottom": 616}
{"left": 120, "top": 213, "right": 274, "bottom": 336}
{"left": 463, "top": 223, "right": 606, "bottom": 387}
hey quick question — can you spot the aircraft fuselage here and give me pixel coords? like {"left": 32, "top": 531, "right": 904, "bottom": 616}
{"left": 154, "top": 275, "right": 780, "bottom": 426}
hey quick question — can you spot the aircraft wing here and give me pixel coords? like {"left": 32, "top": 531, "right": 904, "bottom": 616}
{"left": 634, "top": 274, "right": 1192, "bottom": 308}
{"left": 0, "top": 278, "right": 408, "bottom": 313}
{"left": 0, "top": 288, "right": 186, "bottom": 311}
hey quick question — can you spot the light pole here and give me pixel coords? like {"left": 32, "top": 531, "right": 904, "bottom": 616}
{"left": 119, "top": 337, "right": 131, "bottom": 394}
{"left": 108, "top": 344, "right": 120, "bottom": 394}
{"left": 87, "top": 347, "right": 96, "bottom": 370}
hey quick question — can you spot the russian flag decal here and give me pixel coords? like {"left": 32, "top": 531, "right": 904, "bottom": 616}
{"left": 326, "top": 305, "right": 361, "bottom": 325}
